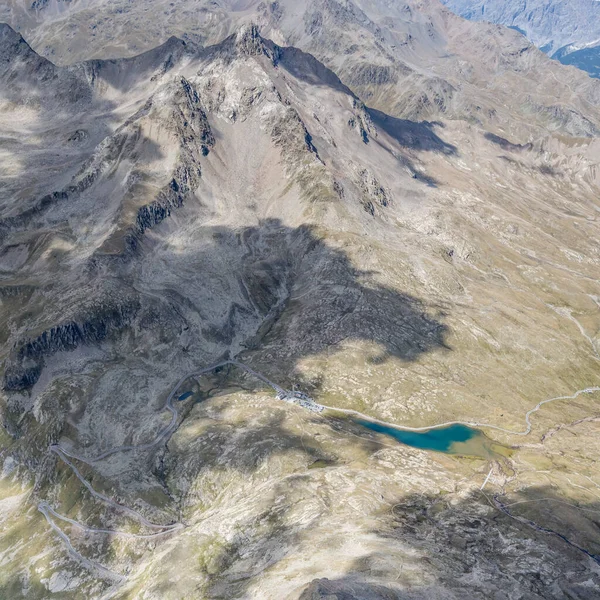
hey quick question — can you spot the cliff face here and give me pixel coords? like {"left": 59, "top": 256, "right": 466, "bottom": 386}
{"left": 0, "top": 23, "right": 363, "bottom": 399}
{"left": 4, "top": 300, "right": 140, "bottom": 391}
{"left": 132, "top": 77, "right": 214, "bottom": 239}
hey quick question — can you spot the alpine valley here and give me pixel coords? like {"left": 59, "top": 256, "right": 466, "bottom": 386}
{"left": 1, "top": 2, "right": 600, "bottom": 599}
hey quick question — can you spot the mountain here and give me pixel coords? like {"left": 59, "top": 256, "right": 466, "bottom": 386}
{"left": 555, "top": 43, "right": 600, "bottom": 79}
{"left": 441, "top": 0, "right": 600, "bottom": 78}
{"left": 440, "top": 0, "right": 600, "bottom": 55}
{"left": 1, "top": 5, "right": 600, "bottom": 600}
{"left": 3, "top": 0, "right": 600, "bottom": 135}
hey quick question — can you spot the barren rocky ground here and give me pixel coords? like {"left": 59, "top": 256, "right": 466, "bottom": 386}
{"left": 0, "top": 2, "right": 599, "bottom": 599}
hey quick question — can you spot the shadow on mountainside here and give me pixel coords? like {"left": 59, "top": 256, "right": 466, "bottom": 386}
{"left": 0, "top": 212, "right": 453, "bottom": 595}
{"left": 157, "top": 217, "right": 451, "bottom": 368}
{"left": 276, "top": 44, "right": 360, "bottom": 97}
{"left": 197, "top": 481, "right": 600, "bottom": 600}
{"left": 2, "top": 230, "right": 598, "bottom": 599}
{"left": 147, "top": 400, "right": 600, "bottom": 600}
{"left": 141, "top": 361, "right": 600, "bottom": 600}
{"left": 269, "top": 36, "right": 458, "bottom": 159}
{"left": 483, "top": 131, "right": 532, "bottom": 152}
{"left": 2, "top": 217, "right": 450, "bottom": 393}
{"left": 369, "top": 109, "right": 457, "bottom": 155}
{"left": 2, "top": 465, "right": 598, "bottom": 600}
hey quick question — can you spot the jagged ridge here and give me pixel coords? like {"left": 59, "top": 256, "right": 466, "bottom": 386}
{"left": 4, "top": 300, "right": 140, "bottom": 391}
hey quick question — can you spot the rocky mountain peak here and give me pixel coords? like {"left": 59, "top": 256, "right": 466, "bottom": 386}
{"left": 234, "top": 21, "right": 280, "bottom": 63}
{"left": 236, "top": 22, "right": 262, "bottom": 53}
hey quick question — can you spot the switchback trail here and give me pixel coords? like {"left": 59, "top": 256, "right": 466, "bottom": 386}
{"left": 40, "top": 357, "right": 600, "bottom": 583}
{"left": 50, "top": 446, "right": 182, "bottom": 531}
{"left": 39, "top": 502, "right": 183, "bottom": 539}
{"left": 40, "top": 359, "right": 285, "bottom": 581}
{"left": 38, "top": 503, "right": 126, "bottom": 584}
{"left": 55, "top": 361, "right": 232, "bottom": 465}
{"left": 54, "top": 360, "right": 285, "bottom": 465}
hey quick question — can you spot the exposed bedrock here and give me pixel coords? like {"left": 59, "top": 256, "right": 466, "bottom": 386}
{"left": 4, "top": 300, "right": 140, "bottom": 391}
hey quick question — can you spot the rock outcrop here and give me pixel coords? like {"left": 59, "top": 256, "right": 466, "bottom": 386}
{"left": 131, "top": 77, "right": 214, "bottom": 241}
{"left": 4, "top": 300, "right": 140, "bottom": 391}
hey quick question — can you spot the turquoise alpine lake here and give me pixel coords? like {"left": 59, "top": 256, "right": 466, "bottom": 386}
{"left": 354, "top": 420, "right": 484, "bottom": 454}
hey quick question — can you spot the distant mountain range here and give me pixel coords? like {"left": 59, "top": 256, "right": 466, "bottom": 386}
{"left": 441, "top": 0, "right": 600, "bottom": 78}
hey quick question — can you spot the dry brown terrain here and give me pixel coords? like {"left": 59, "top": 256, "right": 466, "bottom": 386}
{"left": 0, "top": 2, "right": 599, "bottom": 598}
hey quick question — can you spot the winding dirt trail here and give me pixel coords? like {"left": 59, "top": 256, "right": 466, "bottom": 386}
{"left": 39, "top": 357, "right": 600, "bottom": 582}
{"left": 39, "top": 359, "right": 286, "bottom": 581}
{"left": 39, "top": 502, "right": 183, "bottom": 539}
{"left": 55, "top": 361, "right": 232, "bottom": 465}
{"left": 320, "top": 387, "right": 600, "bottom": 437}
{"left": 38, "top": 503, "right": 126, "bottom": 584}
{"left": 49, "top": 446, "right": 182, "bottom": 531}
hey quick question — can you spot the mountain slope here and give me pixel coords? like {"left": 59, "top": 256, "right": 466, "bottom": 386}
{"left": 441, "top": 0, "right": 600, "bottom": 78}
{"left": 441, "top": 0, "right": 600, "bottom": 55}
{"left": 3, "top": 0, "right": 600, "bottom": 135}
{"left": 0, "top": 15, "right": 600, "bottom": 600}
{"left": 555, "top": 43, "right": 600, "bottom": 79}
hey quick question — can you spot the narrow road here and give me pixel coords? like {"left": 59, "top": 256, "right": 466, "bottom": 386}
{"left": 40, "top": 359, "right": 287, "bottom": 580}
{"left": 56, "top": 361, "right": 233, "bottom": 465}
{"left": 40, "top": 357, "right": 600, "bottom": 583}
{"left": 39, "top": 502, "right": 183, "bottom": 539}
{"left": 320, "top": 386, "right": 600, "bottom": 437}
{"left": 50, "top": 446, "right": 181, "bottom": 531}
{"left": 491, "top": 493, "right": 600, "bottom": 565}
{"left": 38, "top": 503, "right": 126, "bottom": 583}
{"left": 480, "top": 467, "right": 493, "bottom": 490}
{"left": 54, "top": 360, "right": 285, "bottom": 466}
{"left": 230, "top": 360, "right": 288, "bottom": 396}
